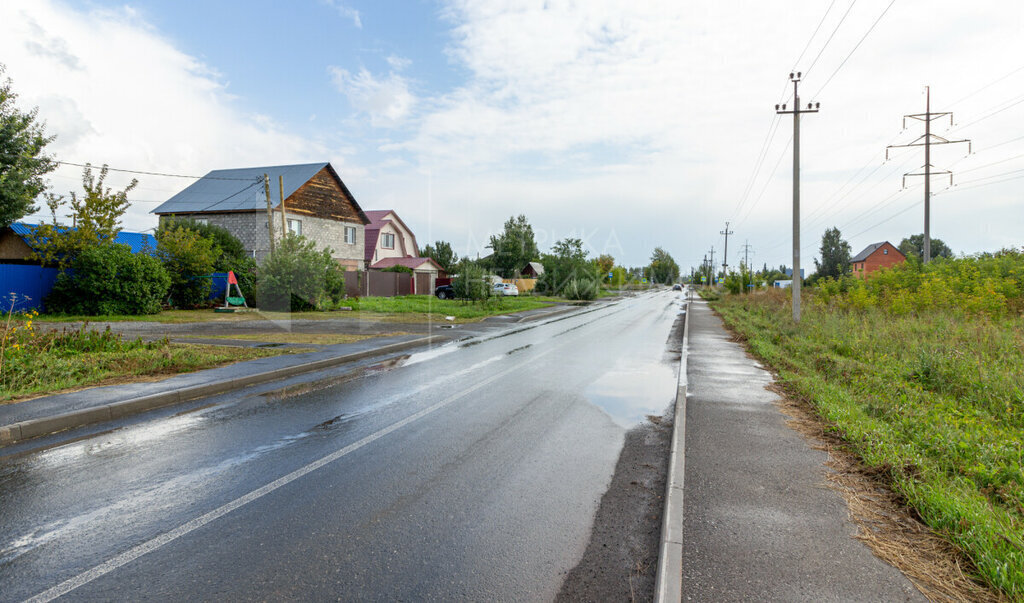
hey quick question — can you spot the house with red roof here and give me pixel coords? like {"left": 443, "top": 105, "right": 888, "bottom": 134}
{"left": 364, "top": 209, "right": 445, "bottom": 293}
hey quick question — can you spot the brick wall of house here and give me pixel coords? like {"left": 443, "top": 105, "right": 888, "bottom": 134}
{"left": 853, "top": 242, "right": 905, "bottom": 278}
{"left": 159, "top": 212, "right": 365, "bottom": 268}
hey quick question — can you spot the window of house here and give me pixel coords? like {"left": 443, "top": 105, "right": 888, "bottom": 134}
{"left": 287, "top": 218, "right": 301, "bottom": 236}
{"left": 382, "top": 233, "right": 395, "bottom": 249}
{"left": 883, "top": 249, "right": 888, "bottom": 255}
{"left": 194, "top": 218, "right": 208, "bottom": 226}
{"left": 345, "top": 226, "right": 356, "bottom": 244}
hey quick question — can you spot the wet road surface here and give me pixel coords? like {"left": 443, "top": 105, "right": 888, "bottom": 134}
{"left": 0, "top": 291, "right": 683, "bottom": 601}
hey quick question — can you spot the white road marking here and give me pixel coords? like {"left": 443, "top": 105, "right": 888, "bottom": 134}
{"left": 25, "top": 347, "right": 556, "bottom": 603}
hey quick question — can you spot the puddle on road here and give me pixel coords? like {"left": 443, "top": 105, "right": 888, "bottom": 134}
{"left": 584, "top": 358, "right": 677, "bottom": 428}
{"left": 582, "top": 307, "right": 682, "bottom": 428}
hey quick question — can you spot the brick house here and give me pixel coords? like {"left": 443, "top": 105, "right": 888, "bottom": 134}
{"left": 850, "top": 241, "right": 905, "bottom": 279}
{"left": 363, "top": 209, "right": 444, "bottom": 292}
{"left": 152, "top": 162, "right": 370, "bottom": 269}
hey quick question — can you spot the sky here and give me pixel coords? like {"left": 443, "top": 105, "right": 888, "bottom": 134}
{"left": 1, "top": 0, "right": 1022, "bottom": 273}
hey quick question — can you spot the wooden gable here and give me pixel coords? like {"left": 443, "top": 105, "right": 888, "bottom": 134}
{"left": 285, "top": 166, "right": 370, "bottom": 224}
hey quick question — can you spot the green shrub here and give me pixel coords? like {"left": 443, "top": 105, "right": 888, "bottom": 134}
{"left": 452, "top": 261, "right": 490, "bottom": 301}
{"left": 561, "top": 277, "right": 597, "bottom": 300}
{"left": 253, "top": 235, "right": 345, "bottom": 311}
{"left": 46, "top": 244, "right": 170, "bottom": 315}
{"left": 157, "top": 223, "right": 218, "bottom": 308}
{"left": 381, "top": 264, "right": 413, "bottom": 273}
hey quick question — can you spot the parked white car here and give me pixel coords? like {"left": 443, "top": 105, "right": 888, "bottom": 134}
{"left": 492, "top": 282, "right": 519, "bottom": 297}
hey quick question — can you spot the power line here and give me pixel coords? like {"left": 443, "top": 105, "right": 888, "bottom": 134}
{"left": 734, "top": 3, "right": 844, "bottom": 222}
{"left": 811, "top": 0, "right": 897, "bottom": 98}
{"left": 804, "top": 0, "right": 859, "bottom": 79}
{"left": 952, "top": 166, "right": 1024, "bottom": 186}
{"left": 55, "top": 161, "right": 258, "bottom": 181}
{"left": 848, "top": 195, "right": 920, "bottom": 240}
{"left": 735, "top": 134, "right": 794, "bottom": 228}
{"left": 948, "top": 63, "right": 1024, "bottom": 108}
{"left": 793, "top": 0, "right": 839, "bottom": 70}
{"left": 948, "top": 93, "right": 1024, "bottom": 134}
{"left": 957, "top": 151, "right": 1024, "bottom": 175}
{"left": 936, "top": 171, "right": 1024, "bottom": 194}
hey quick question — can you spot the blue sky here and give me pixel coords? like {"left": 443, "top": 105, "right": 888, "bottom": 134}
{"left": 2, "top": 0, "right": 1024, "bottom": 270}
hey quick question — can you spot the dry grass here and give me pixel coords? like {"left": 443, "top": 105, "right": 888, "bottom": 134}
{"left": 773, "top": 389, "right": 1006, "bottom": 602}
{"left": 179, "top": 332, "right": 388, "bottom": 346}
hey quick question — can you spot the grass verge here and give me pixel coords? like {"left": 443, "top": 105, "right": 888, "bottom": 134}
{"left": 27, "top": 296, "right": 560, "bottom": 324}
{"left": 710, "top": 289, "right": 1024, "bottom": 598}
{"left": 178, "top": 333, "right": 385, "bottom": 345}
{"left": 1, "top": 324, "right": 295, "bottom": 403}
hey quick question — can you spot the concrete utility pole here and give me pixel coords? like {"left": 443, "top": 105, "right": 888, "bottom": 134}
{"left": 720, "top": 221, "right": 734, "bottom": 277}
{"left": 279, "top": 175, "right": 288, "bottom": 239}
{"left": 709, "top": 246, "right": 716, "bottom": 282}
{"left": 886, "top": 86, "right": 970, "bottom": 263}
{"left": 776, "top": 72, "right": 819, "bottom": 322}
{"left": 742, "top": 241, "right": 753, "bottom": 270}
{"left": 263, "top": 173, "right": 276, "bottom": 255}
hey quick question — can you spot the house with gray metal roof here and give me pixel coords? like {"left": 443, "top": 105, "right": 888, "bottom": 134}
{"left": 850, "top": 241, "right": 905, "bottom": 279}
{"left": 152, "top": 162, "right": 370, "bottom": 268}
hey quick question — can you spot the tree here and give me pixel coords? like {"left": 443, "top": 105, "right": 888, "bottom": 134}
{"left": 26, "top": 164, "right": 137, "bottom": 270}
{"left": 899, "top": 234, "right": 953, "bottom": 261}
{"left": 487, "top": 215, "right": 539, "bottom": 278}
{"left": 253, "top": 235, "right": 346, "bottom": 311}
{"left": 157, "top": 223, "right": 219, "bottom": 308}
{"left": 594, "top": 254, "right": 615, "bottom": 278}
{"left": 536, "top": 237, "right": 599, "bottom": 300}
{"left": 813, "top": 226, "right": 852, "bottom": 279}
{"left": 649, "top": 247, "right": 680, "bottom": 284}
{"left": 421, "top": 240, "right": 457, "bottom": 273}
{"left": 0, "top": 64, "right": 57, "bottom": 228}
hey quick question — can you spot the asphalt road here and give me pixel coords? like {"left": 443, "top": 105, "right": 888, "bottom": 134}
{"left": 0, "top": 290, "right": 683, "bottom": 602}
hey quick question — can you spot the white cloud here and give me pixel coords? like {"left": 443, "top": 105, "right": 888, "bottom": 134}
{"left": 321, "top": 0, "right": 362, "bottom": 29}
{"left": 386, "top": 55, "right": 412, "bottom": 71}
{"left": 372, "top": 0, "right": 1024, "bottom": 268}
{"left": 0, "top": 1, "right": 335, "bottom": 232}
{"left": 328, "top": 66, "right": 416, "bottom": 126}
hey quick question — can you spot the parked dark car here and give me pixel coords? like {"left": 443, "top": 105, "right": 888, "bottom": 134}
{"left": 435, "top": 284, "right": 454, "bottom": 299}
{"left": 672, "top": 284, "right": 682, "bottom": 291}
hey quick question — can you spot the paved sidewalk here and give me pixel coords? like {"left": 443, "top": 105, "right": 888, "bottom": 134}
{"left": 681, "top": 299, "right": 924, "bottom": 601}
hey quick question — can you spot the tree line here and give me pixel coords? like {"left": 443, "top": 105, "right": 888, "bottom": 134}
{"left": 417, "top": 214, "right": 681, "bottom": 301}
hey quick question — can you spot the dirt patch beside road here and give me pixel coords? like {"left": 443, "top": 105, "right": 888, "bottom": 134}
{"left": 556, "top": 416, "right": 672, "bottom": 602}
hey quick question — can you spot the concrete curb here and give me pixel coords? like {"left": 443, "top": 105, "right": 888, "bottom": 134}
{"left": 654, "top": 298, "right": 690, "bottom": 603}
{"left": 0, "top": 335, "right": 447, "bottom": 448}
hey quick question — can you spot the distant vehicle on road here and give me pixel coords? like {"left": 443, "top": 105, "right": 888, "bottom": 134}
{"left": 435, "top": 284, "right": 454, "bottom": 299}
{"left": 493, "top": 282, "right": 519, "bottom": 297}
{"left": 672, "top": 284, "right": 682, "bottom": 291}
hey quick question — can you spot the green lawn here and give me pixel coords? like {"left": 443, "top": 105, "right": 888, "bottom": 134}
{"left": 711, "top": 289, "right": 1024, "bottom": 597}
{"left": 1, "top": 341, "right": 294, "bottom": 403}
{"left": 26, "top": 295, "right": 560, "bottom": 324}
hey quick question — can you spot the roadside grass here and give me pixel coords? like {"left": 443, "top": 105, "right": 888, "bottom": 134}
{"left": 333, "top": 295, "right": 557, "bottom": 321}
{"left": 711, "top": 288, "right": 1024, "bottom": 597}
{"left": 0, "top": 337, "right": 293, "bottom": 403}
{"left": 26, "top": 296, "right": 560, "bottom": 324}
{"left": 178, "top": 333, "right": 385, "bottom": 345}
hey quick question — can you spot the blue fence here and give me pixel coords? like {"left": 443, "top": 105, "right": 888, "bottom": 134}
{"left": 1, "top": 266, "right": 232, "bottom": 312}
{"left": 0, "top": 264, "right": 60, "bottom": 312}
{"left": 208, "top": 272, "right": 229, "bottom": 300}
